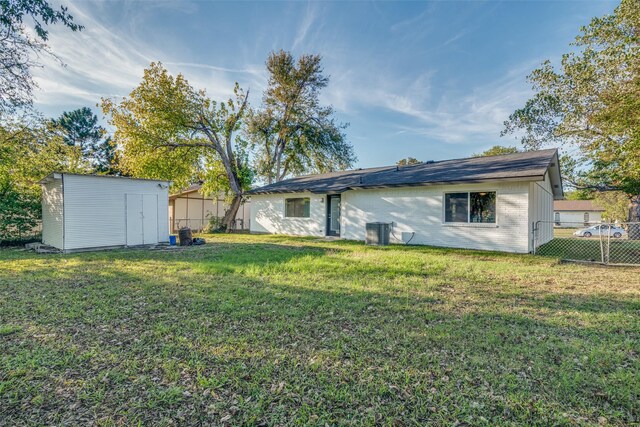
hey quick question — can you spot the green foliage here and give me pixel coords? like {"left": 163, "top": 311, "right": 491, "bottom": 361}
{"left": 564, "top": 190, "right": 592, "bottom": 201}
{"left": 0, "top": 0, "right": 83, "bottom": 112}
{"left": 396, "top": 157, "right": 421, "bottom": 165}
{"left": 502, "top": 0, "right": 640, "bottom": 199}
{"left": 51, "top": 107, "right": 120, "bottom": 173}
{"left": 594, "top": 191, "right": 631, "bottom": 222}
{"left": 53, "top": 107, "right": 103, "bottom": 149}
{"left": 472, "top": 145, "right": 520, "bottom": 157}
{"left": 247, "top": 50, "right": 356, "bottom": 184}
{"left": 202, "top": 215, "right": 225, "bottom": 233}
{"left": 0, "top": 175, "right": 40, "bottom": 243}
{"left": 0, "top": 113, "right": 89, "bottom": 181}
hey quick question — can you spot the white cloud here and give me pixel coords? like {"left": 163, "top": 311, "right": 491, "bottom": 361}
{"left": 292, "top": 2, "right": 321, "bottom": 50}
{"left": 324, "top": 61, "right": 534, "bottom": 145}
{"left": 31, "top": 1, "right": 265, "bottom": 113}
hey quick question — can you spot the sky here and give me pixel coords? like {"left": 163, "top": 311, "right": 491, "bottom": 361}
{"left": 33, "top": 0, "right": 619, "bottom": 169}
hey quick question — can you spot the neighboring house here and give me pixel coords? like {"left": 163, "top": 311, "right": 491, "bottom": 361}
{"left": 248, "top": 149, "right": 563, "bottom": 253}
{"left": 40, "top": 173, "right": 170, "bottom": 252}
{"left": 169, "top": 184, "right": 250, "bottom": 232}
{"left": 553, "top": 200, "right": 604, "bottom": 226}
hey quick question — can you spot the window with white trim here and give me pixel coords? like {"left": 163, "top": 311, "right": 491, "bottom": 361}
{"left": 285, "top": 197, "right": 310, "bottom": 218}
{"left": 444, "top": 192, "right": 496, "bottom": 223}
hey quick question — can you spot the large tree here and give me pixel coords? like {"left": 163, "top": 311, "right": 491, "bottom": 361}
{"left": 0, "top": 0, "right": 82, "bottom": 112}
{"left": 51, "top": 107, "right": 119, "bottom": 173}
{"left": 502, "top": 0, "right": 640, "bottom": 221}
{"left": 247, "top": 50, "right": 355, "bottom": 184}
{"left": 101, "top": 62, "right": 251, "bottom": 231}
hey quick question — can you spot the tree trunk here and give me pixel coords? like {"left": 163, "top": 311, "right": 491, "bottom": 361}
{"left": 628, "top": 195, "right": 640, "bottom": 239}
{"left": 221, "top": 193, "right": 243, "bottom": 233}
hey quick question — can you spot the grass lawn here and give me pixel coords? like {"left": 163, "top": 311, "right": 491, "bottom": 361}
{"left": 1, "top": 234, "right": 639, "bottom": 426}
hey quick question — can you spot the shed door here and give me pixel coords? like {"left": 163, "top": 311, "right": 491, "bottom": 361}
{"left": 142, "top": 194, "right": 158, "bottom": 244}
{"left": 126, "top": 194, "right": 159, "bottom": 246}
{"left": 126, "top": 194, "right": 144, "bottom": 246}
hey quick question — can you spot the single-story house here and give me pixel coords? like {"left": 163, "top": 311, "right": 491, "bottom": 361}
{"left": 248, "top": 149, "right": 563, "bottom": 253}
{"left": 169, "top": 184, "right": 250, "bottom": 233}
{"left": 40, "top": 173, "right": 170, "bottom": 252}
{"left": 553, "top": 199, "right": 604, "bottom": 226}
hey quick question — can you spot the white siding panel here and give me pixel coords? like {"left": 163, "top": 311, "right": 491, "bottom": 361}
{"left": 41, "top": 178, "right": 64, "bottom": 250}
{"left": 250, "top": 193, "right": 325, "bottom": 237}
{"left": 63, "top": 175, "right": 169, "bottom": 250}
{"left": 529, "top": 175, "right": 554, "bottom": 250}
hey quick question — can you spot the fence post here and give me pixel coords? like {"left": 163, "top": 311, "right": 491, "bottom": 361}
{"left": 606, "top": 222, "right": 611, "bottom": 265}
{"left": 531, "top": 221, "right": 537, "bottom": 255}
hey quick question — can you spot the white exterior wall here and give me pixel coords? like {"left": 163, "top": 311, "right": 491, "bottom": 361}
{"left": 62, "top": 175, "right": 169, "bottom": 250}
{"left": 529, "top": 173, "right": 554, "bottom": 250}
{"left": 342, "top": 182, "right": 531, "bottom": 253}
{"left": 250, "top": 192, "right": 326, "bottom": 237}
{"left": 250, "top": 182, "right": 536, "bottom": 253}
{"left": 41, "top": 178, "right": 64, "bottom": 249}
{"left": 555, "top": 211, "right": 603, "bottom": 225}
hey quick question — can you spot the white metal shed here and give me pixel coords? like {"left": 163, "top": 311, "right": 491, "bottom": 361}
{"left": 39, "top": 173, "right": 170, "bottom": 252}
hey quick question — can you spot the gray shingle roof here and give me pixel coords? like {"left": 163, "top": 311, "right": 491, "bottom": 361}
{"left": 249, "top": 148, "right": 559, "bottom": 194}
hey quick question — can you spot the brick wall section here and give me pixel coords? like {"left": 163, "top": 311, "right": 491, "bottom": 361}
{"left": 342, "top": 182, "right": 530, "bottom": 253}
{"left": 250, "top": 181, "right": 539, "bottom": 253}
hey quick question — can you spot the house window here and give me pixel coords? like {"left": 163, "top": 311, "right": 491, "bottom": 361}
{"left": 285, "top": 198, "right": 310, "bottom": 218}
{"left": 555, "top": 212, "right": 561, "bottom": 225}
{"left": 584, "top": 212, "right": 589, "bottom": 225}
{"left": 444, "top": 192, "right": 496, "bottom": 223}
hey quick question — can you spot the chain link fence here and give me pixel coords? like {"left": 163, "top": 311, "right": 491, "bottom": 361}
{"left": 170, "top": 217, "right": 249, "bottom": 233}
{"left": 533, "top": 221, "right": 640, "bottom": 266}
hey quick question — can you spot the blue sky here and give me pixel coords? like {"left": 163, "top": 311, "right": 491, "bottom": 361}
{"left": 34, "top": 0, "right": 618, "bottom": 168}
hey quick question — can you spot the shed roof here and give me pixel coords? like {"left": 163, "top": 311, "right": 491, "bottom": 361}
{"left": 249, "top": 148, "right": 562, "bottom": 196}
{"left": 39, "top": 172, "right": 171, "bottom": 185}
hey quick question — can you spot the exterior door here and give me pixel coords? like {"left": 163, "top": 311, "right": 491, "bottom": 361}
{"left": 326, "top": 195, "right": 341, "bottom": 237}
{"left": 126, "top": 194, "right": 159, "bottom": 246}
{"left": 126, "top": 194, "right": 144, "bottom": 246}
{"left": 142, "top": 194, "right": 158, "bottom": 244}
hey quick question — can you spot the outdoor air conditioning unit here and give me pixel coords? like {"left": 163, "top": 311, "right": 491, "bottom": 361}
{"left": 365, "top": 222, "right": 391, "bottom": 246}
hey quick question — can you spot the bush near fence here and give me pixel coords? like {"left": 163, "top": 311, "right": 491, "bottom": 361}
{"left": 0, "top": 221, "right": 42, "bottom": 247}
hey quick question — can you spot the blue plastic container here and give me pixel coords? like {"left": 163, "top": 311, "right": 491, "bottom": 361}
{"left": 169, "top": 235, "right": 177, "bottom": 246}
